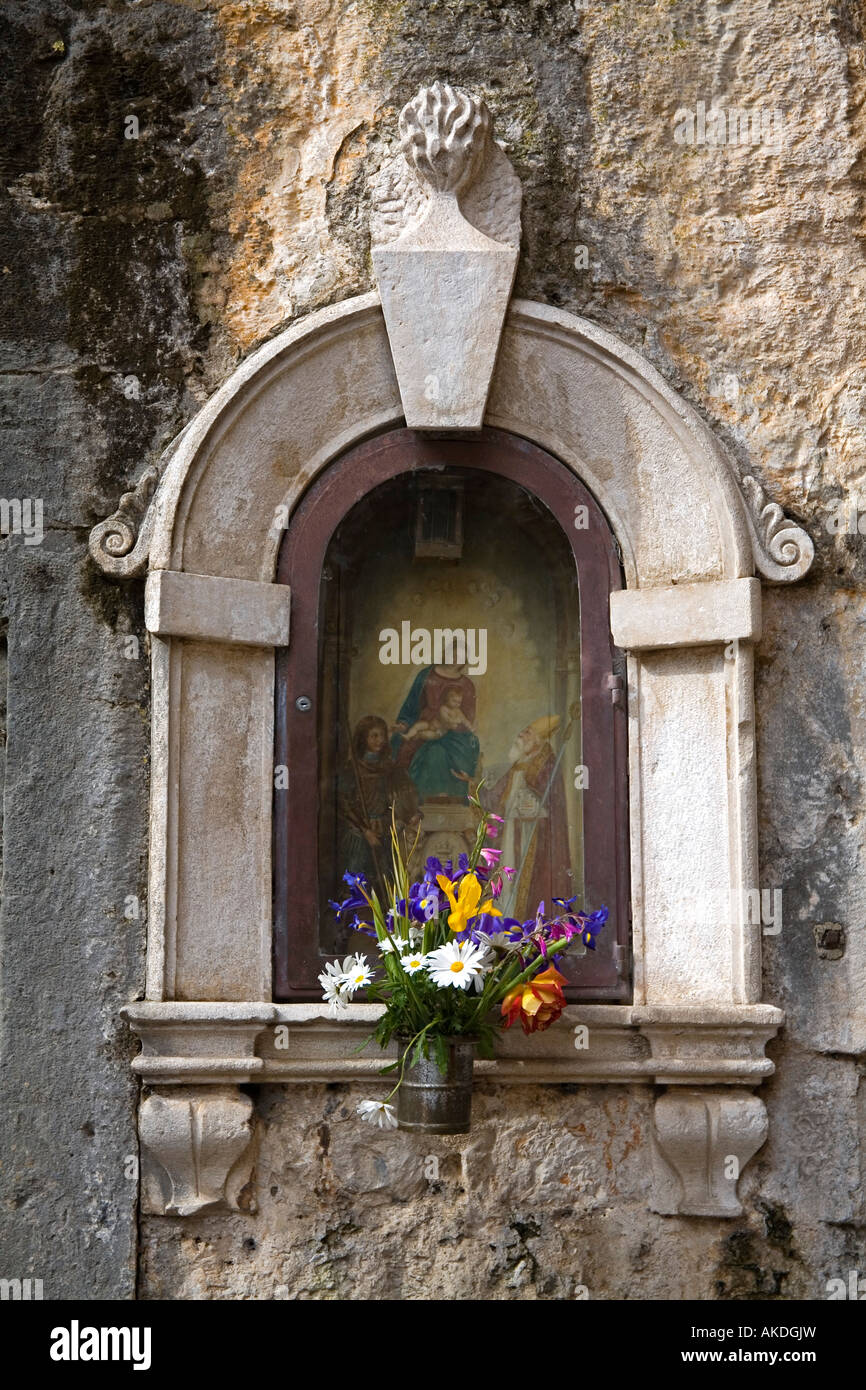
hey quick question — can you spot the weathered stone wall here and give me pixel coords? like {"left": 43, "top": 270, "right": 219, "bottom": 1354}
{"left": 3, "top": 0, "right": 866, "bottom": 1299}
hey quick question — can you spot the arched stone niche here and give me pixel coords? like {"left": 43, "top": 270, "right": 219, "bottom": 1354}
{"left": 93, "top": 291, "right": 812, "bottom": 1219}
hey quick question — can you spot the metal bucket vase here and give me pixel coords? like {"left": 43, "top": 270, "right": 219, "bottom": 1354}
{"left": 396, "top": 1036, "right": 475, "bottom": 1134}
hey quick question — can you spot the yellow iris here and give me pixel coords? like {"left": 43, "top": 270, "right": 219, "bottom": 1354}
{"left": 436, "top": 873, "right": 502, "bottom": 934}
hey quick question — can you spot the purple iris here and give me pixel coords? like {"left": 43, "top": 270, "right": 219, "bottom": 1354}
{"left": 329, "top": 875, "right": 369, "bottom": 919}
{"left": 420, "top": 888, "right": 441, "bottom": 920}
{"left": 582, "top": 907, "right": 608, "bottom": 949}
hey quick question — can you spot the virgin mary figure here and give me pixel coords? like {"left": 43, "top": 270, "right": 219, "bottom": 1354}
{"left": 390, "top": 663, "right": 480, "bottom": 801}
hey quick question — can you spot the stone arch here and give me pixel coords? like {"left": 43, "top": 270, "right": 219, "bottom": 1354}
{"left": 119, "top": 294, "right": 803, "bottom": 591}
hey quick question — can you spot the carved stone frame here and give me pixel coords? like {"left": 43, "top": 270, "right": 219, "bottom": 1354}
{"left": 92, "top": 293, "right": 812, "bottom": 1217}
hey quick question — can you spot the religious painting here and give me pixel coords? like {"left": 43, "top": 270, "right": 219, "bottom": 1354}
{"left": 316, "top": 467, "right": 584, "bottom": 955}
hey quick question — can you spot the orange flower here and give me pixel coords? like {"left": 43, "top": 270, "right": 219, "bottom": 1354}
{"left": 500, "top": 966, "right": 568, "bottom": 1035}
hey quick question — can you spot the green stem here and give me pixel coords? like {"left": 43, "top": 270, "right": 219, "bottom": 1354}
{"left": 385, "top": 1020, "right": 440, "bottom": 1102}
{"left": 468, "top": 936, "right": 575, "bottom": 1027}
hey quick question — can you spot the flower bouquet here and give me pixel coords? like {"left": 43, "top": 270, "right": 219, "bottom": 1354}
{"left": 323, "top": 788, "right": 608, "bottom": 1134}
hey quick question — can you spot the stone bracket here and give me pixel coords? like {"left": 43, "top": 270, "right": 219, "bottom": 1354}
{"left": 88, "top": 418, "right": 194, "bottom": 579}
{"left": 651, "top": 1087, "right": 769, "bottom": 1218}
{"left": 126, "top": 1005, "right": 278, "bottom": 1218}
{"left": 139, "top": 1085, "right": 257, "bottom": 1217}
{"left": 124, "top": 1004, "right": 781, "bottom": 1218}
{"left": 610, "top": 577, "right": 761, "bottom": 652}
{"left": 144, "top": 571, "right": 291, "bottom": 648}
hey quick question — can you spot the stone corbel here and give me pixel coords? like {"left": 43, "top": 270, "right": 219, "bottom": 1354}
{"left": 88, "top": 462, "right": 159, "bottom": 579}
{"left": 651, "top": 1088, "right": 769, "bottom": 1218}
{"left": 370, "top": 81, "right": 521, "bottom": 431}
{"left": 125, "top": 1004, "right": 277, "bottom": 1217}
{"left": 139, "top": 1086, "right": 257, "bottom": 1217}
{"left": 123, "top": 1003, "right": 781, "bottom": 1216}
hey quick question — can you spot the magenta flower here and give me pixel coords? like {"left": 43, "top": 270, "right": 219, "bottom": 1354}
{"left": 503, "top": 865, "right": 516, "bottom": 880}
{"left": 479, "top": 847, "right": 502, "bottom": 867}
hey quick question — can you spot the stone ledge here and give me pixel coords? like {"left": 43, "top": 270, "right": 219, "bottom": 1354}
{"left": 123, "top": 1002, "right": 279, "bottom": 1084}
{"left": 122, "top": 1002, "right": 783, "bottom": 1088}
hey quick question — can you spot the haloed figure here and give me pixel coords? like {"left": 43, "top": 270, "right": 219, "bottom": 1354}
{"left": 338, "top": 715, "right": 419, "bottom": 892}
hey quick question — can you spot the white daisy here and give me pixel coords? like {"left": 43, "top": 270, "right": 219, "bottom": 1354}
{"left": 318, "top": 958, "right": 346, "bottom": 990}
{"left": 324, "top": 984, "right": 350, "bottom": 1016}
{"left": 407, "top": 924, "right": 425, "bottom": 945}
{"left": 357, "top": 1099, "right": 398, "bottom": 1129}
{"left": 476, "top": 928, "right": 522, "bottom": 952}
{"left": 379, "top": 935, "right": 409, "bottom": 955}
{"left": 425, "top": 938, "right": 490, "bottom": 990}
{"left": 342, "top": 954, "right": 373, "bottom": 995}
{"left": 319, "top": 958, "right": 342, "bottom": 983}
{"left": 318, "top": 961, "right": 349, "bottom": 1015}
{"left": 400, "top": 952, "right": 427, "bottom": 974}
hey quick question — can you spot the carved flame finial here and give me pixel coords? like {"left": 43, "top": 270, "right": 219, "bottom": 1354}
{"left": 372, "top": 79, "right": 520, "bottom": 429}
{"left": 398, "top": 81, "right": 491, "bottom": 194}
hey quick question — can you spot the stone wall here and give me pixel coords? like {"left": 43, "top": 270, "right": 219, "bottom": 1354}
{"left": 2, "top": 0, "right": 866, "bottom": 1299}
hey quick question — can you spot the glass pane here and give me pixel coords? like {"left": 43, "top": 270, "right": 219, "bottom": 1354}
{"left": 317, "top": 468, "right": 583, "bottom": 957}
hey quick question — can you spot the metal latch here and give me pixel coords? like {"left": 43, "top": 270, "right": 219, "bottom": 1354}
{"left": 613, "top": 942, "right": 629, "bottom": 976}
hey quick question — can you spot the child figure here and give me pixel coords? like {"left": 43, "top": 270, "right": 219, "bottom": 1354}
{"left": 403, "top": 685, "right": 473, "bottom": 741}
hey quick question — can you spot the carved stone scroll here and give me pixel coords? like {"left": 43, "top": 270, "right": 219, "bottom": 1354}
{"left": 742, "top": 475, "right": 814, "bottom": 583}
{"left": 88, "top": 463, "right": 159, "bottom": 579}
{"left": 88, "top": 419, "right": 193, "bottom": 579}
